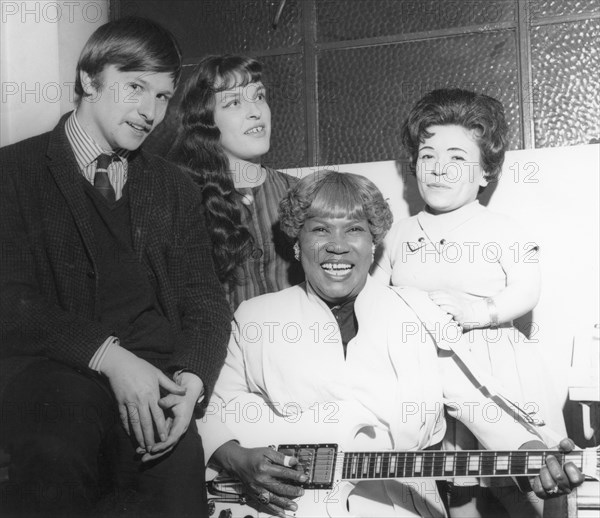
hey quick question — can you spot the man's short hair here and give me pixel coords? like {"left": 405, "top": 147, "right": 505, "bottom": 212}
{"left": 74, "top": 16, "right": 182, "bottom": 102}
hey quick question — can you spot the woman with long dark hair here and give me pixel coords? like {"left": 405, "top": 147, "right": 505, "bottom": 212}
{"left": 170, "top": 55, "right": 303, "bottom": 310}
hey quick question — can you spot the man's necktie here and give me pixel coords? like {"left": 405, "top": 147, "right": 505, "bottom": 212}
{"left": 94, "top": 153, "right": 117, "bottom": 203}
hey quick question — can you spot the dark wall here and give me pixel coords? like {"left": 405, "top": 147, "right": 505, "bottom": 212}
{"left": 111, "top": 0, "right": 600, "bottom": 169}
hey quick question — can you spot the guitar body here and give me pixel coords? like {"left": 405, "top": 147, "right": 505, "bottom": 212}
{"left": 209, "top": 482, "right": 355, "bottom": 518}
{"left": 205, "top": 402, "right": 421, "bottom": 518}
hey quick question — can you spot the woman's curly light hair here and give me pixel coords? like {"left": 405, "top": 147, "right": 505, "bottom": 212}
{"left": 279, "top": 170, "right": 393, "bottom": 246}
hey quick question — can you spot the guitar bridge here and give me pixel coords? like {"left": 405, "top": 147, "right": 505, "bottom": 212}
{"left": 278, "top": 444, "right": 338, "bottom": 489}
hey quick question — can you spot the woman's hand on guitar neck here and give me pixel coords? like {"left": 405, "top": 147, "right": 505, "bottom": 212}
{"left": 212, "top": 440, "right": 308, "bottom": 516}
{"left": 524, "top": 438, "right": 586, "bottom": 498}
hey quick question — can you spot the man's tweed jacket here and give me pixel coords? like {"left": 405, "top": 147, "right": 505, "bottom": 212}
{"left": 0, "top": 113, "right": 230, "bottom": 402}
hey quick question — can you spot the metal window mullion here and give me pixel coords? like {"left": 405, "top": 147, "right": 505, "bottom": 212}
{"left": 302, "top": 0, "right": 318, "bottom": 167}
{"left": 517, "top": 0, "right": 535, "bottom": 149}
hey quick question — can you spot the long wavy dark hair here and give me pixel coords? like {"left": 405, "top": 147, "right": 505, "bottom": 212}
{"left": 170, "top": 55, "right": 263, "bottom": 283}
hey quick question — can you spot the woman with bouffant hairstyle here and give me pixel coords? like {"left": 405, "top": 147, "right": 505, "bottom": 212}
{"left": 373, "top": 89, "right": 566, "bottom": 517}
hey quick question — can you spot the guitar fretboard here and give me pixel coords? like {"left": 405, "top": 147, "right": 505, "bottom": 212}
{"left": 342, "top": 450, "right": 581, "bottom": 480}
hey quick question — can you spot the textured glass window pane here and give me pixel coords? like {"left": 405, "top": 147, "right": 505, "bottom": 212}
{"left": 528, "top": 0, "right": 600, "bottom": 20}
{"left": 531, "top": 19, "right": 600, "bottom": 147}
{"left": 318, "top": 31, "right": 521, "bottom": 165}
{"left": 120, "top": 0, "right": 302, "bottom": 56}
{"left": 317, "top": 0, "right": 516, "bottom": 42}
{"left": 261, "top": 54, "right": 308, "bottom": 169}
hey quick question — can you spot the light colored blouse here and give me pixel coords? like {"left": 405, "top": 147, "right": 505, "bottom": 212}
{"left": 372, "top": 201, "right": 539, "bottom": 299}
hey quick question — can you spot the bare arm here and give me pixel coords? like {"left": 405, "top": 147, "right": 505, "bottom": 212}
{"left": 429, "top": 242, "right": 541, "bottom": 329}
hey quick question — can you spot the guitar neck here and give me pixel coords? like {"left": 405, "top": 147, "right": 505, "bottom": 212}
{"left": 342, "top": 450, "right": 583, "bottom": 480}
{"left": 208, "top": 446, "right": 597, "bottom": 501}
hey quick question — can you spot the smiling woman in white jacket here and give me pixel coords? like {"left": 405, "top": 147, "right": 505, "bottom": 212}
{"left": 198, "top": 170, "right": 583, "bottom": 518}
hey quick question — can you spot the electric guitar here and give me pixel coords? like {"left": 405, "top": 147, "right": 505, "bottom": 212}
{"left": 207, "top": 443, "right": 599, "bottom": 517}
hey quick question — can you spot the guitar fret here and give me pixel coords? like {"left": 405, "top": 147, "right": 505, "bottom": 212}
{"left": 511, "top": 451, "right": 526, "bottom": 476}
{"left": 496, "top": 453, "right": 509, "bottom": 473}
{"left": 414, "top": 453, "right": 422, "bottom": 474}
{"left": 468, "top": 452, "right": 480, "bottom": 473}
{"left": 433, "top": 452, "right": 444, "bottom": 477}
{"left": 527, "top": 452, "right": 544, "bottom": 472}
{"left": 455, "top": 452, "right": 468, "bottom": 476}
{"left": 481, "top": 452, "right": 495, "bottom": 476}
{"left": 423, "top": 453, "right": 431, "bottom": 477}
{"left": 444, "top": 452, "right": 455, "bottom": 474}
{"left": 390, "top": 454, "right": 397, "bottom": 476}
{"left": 424, "top": 453, "right": 432, "bottom": 477}
{"left": 405, "top": 452, "right": 414, "bottom": 477}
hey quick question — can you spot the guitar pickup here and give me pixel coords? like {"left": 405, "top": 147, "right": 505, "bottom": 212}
{"left": 278, "top": 444, "right": 338, "bottom": 489}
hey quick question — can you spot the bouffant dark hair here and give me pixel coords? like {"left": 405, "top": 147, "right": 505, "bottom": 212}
{"left": 402, "top": 88, "right": 509, "bottom": 181}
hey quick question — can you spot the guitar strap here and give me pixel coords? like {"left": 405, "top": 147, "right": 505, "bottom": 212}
{"left": 394, "top": 287, "right": 564, "bottom": 446}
